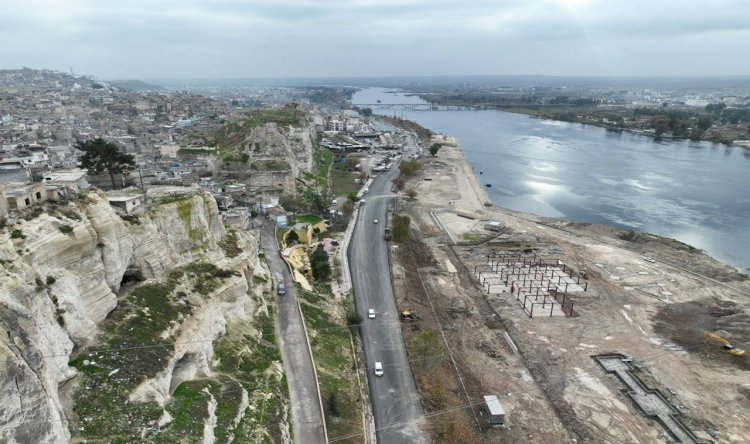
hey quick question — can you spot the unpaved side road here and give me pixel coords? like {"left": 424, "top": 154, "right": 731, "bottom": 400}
{"left": 260, "top": 221, "right": 327, "bottom": 444}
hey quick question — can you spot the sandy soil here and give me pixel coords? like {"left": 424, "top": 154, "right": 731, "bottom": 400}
{"left": 392, "top": 140, "right": 750, "bottom": 443}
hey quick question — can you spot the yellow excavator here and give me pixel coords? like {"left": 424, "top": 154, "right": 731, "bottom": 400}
{"left": 704, "top": 333, "right": 746, "bottom": 357}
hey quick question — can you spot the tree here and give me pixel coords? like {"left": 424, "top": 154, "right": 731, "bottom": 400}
{"left": 406, "top": 189, "right": 417, "bottom": 199}
{"left": 286, "top": 230, "right": 299, "bottom": 245}
{"left": 76, "top": 138, "right": 135, "bottom": 190}
{"left": 341, "top": 200, "right": 354, "bottom": 216}
{"left": 310, "top": 245, "right": 331, "bottom": 280}
{"left": 429, "top": 143, "right": 441, "bottom": 156}
{"left": 361, "top": 107, "right": 373, "bottom": 117}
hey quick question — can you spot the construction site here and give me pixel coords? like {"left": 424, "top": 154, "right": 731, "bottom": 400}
{"left": 387, "top": 137, "right": 750, "bottom": 443}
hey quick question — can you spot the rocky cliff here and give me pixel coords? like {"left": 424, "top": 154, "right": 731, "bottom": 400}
{"left": 0, "top": 188, "right": 289, "bottom": 443}
{"left": 212, "top": 107, "right": 318, "bottom": 195}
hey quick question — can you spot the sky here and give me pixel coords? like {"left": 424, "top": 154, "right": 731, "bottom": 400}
{"left": 2, "top": 0, "right": 750, "bottom": 79}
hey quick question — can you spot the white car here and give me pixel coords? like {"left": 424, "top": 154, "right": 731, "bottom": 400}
{"left": 373, "top": 219, "right": 378, "bottom": 224}
{"left": 368, "top": 309, "right": 375, "bottom": 319}
{"left": 374, "top": 362, "right": 383, "bottom": 377}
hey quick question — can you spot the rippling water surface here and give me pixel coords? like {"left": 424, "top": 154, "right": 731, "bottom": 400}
{"left": 353, "top": 87, "right": 750, "bottom": 272}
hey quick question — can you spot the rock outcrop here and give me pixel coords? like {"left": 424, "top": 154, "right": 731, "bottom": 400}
{"left": 0, "top": 187, "right": 287, "bottom": 443}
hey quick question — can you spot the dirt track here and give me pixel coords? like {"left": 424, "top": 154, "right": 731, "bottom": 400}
{"left": 392, "top": 140, "right": 750, "bottom": 443}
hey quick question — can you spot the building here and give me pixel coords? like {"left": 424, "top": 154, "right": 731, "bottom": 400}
{"left": 4, "top": 182, "right": 47, "bottom": 211}
{"left": 42, "top": 169, "right": 90, "bottom": 193}
{"left": 0, "top": 161, "right": 31, "bottom": 184}
{"left": 106, "top": 189, "right": 146, "bottom": 214}
{"left": 483, "top": 395, "right": 506, "bottom": 426}
{"left": 484, "top": 221, "right": 505, "bottom": 232}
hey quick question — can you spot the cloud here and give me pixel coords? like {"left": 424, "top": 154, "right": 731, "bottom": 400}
{"left": 1, "top": 0, "right": 748, "bottom": 78}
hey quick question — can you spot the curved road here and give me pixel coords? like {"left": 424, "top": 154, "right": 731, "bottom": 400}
{"left": 348, "top": 137, "right": 429, "bottom": 443}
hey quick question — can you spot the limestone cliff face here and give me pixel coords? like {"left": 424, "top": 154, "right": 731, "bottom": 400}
{"left": 216, "top": 118, "right": 318, "bottom": 194}
{"left": 0, "top": 188, "right": 282, "bottom": 443}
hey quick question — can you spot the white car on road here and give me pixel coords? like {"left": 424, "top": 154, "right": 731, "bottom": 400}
{"left": 368, "top": 309, "right": 375, "bottom": 319}
{"left": 373, "top": 219, "right": 378, "bottom": 224}
{"left": 374, "top": 362, "right": 383, "bottom": 376}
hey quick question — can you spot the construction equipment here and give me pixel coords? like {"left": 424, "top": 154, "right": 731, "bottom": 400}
{"left": 704, "top": 333, "right": 746, "bottom": 357}
{"left": 400, "top": 310, "right": 418, "bottom": 321}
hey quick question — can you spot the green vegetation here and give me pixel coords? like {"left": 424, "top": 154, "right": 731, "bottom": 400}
{"left": 46, "top": 276, "right": 56, "bottom": 285}
{"left": 296, "top": 214, "right": 323, "bottom": 224}
{"left": 76, "top": 137, "right": 136, "bottom": 190}
{"left": 210, "top": 106, "right": 303, "bottom": 158}
{"left": 398, "top": 160, "right": 420, "bottom": 176}
{"left": 331, "top": 161, "right": 361, "bottom": 195}
{"left": 70, "top": 282, "right": 187, "bottom": 441}
{"left": 297, "top": 287, "right": 363, "bottom": 441}
{"left": 59, "top": 224, "right": 74, "bottom": 235}
{"left": 10, "top": 229, "right": 25, "bottom": 239}
{"left": 219, "top": 230, "right": 242, "bottom": 258}
{"left": 429, "top": 143, "right": 442, "bottom": 156}
{"left": 392, "top": 214, "right": 411, "bottom": 240}
{"left": 182, "top": 261, "right": 237, "bottom": 295}
{"left": 310, "top": 245, "right": 331, "bottom": 281}
{"left": 69, "top": 262, "right": 279, "bottom": 442}
{"left": 251, "top": 159, "right": 291, "bottom": 171}
{"left": 212, "top": 305, "right": 289, "bottom": 442}
{"left": 314, "top": 147, "right": 333, "bottom": 188}
{"left": 177, "top": 147, "right": 216, "bottom": 157}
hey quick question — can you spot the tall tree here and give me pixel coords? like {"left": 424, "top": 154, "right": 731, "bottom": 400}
{"left": 76, "top": 138, "right": 135, "bottom": 190}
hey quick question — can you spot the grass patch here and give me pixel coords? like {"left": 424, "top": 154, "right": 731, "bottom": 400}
{"left": 220, "top": 230, "right": 242, "bottom": 258}
{"left": 70, "top": 282, "right": 189, "bottom": 441}
{"left": 315, "top": 148, "right": 333, "bottom": 188}
{"left": 213, "top": 309, "right": 289, "bottom": 443}
{"left": 296, "top": 214, "right": 323, "bottom": 224}
{"left": 297, "top": 288, "right": 362, "bottom": 441}
{"left": 331, "top": 165, "right": 361, "bottom": 196}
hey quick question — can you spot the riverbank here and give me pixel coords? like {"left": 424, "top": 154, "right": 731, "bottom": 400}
{"left": 395, "top": 133, "right": 750, "bottom": 442}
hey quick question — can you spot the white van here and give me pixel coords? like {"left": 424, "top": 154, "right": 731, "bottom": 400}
{"left": 374, "top": 362, "right": 383, "bottom": 376}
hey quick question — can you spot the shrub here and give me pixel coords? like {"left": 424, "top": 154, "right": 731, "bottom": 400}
{"left": 10, "top": 229, "right": 25, "bottom": 239}
{"left": 59, "top": 225, "right": 74, "bottom": 234}
{"left": 46, "top": 276, "right": 56, "bottom": 286}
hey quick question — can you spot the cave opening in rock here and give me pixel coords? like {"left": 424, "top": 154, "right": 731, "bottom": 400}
{"left": 119, "top": 267, "right": 144, "bottom": 288}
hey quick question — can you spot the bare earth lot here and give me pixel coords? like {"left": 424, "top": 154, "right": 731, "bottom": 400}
{"left": 390, "top": 140, "right": 750, "bottom": 443}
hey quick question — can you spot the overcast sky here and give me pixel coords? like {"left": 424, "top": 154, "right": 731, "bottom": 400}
{"left": 2, "top": 0, "right": 749, "bottom": 79}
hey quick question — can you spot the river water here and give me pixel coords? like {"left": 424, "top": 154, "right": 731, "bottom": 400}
{"left": 353, "top": 87, "right": 750, "bottom": 272}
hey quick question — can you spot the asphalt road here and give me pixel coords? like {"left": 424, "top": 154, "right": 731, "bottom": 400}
{"left": 348, "top": 134, "right": 429, "bottom": 443}
{"left": 259, "top": 223, "right": 327, "bottom": 444}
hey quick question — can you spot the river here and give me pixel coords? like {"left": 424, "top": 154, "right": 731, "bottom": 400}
{"left": 353, "top": 87, "right": 750, "bottom": 273}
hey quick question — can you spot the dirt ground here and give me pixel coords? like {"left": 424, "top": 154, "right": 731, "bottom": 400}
{"left": 390, "top": 141, "right": 750, "bottom": 443}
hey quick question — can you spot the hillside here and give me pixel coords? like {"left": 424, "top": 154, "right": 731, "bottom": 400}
{"left": 0, "top": 188, "right": 289, "bottom": 443}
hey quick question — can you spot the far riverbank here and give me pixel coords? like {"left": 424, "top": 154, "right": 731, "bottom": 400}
{"left": 355, "top": 86, "right": 750, "bottom": 273}
{"left": 379, "top": 115, "right": 748, "bottom": 281}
